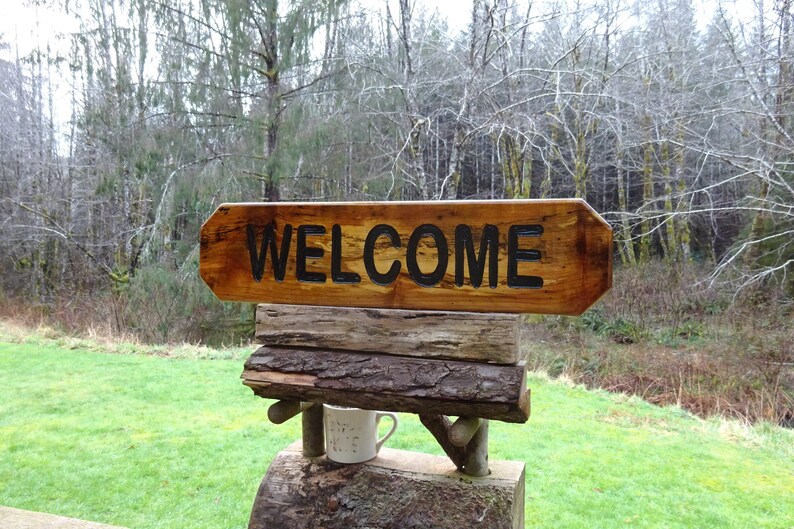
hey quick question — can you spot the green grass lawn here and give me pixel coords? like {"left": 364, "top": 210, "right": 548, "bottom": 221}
{"left": 1, "top": 340, "right": 792, "bottom": 529}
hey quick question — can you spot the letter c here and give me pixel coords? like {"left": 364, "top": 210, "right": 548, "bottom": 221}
{"left": 364, "top": 224, "right": 401, "bottom": 285}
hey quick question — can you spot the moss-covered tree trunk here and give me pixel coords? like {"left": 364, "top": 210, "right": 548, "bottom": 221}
{"left": 615, "top": 137, "right": 636, "bottom": 266}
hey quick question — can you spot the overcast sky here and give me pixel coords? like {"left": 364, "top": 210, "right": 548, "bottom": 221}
{"left": 0, "top": 2, "right": 460, "bottom": 60}
{"left": 1, "top": 2, "right": 75, "bottom": 59}
{"left": 0, "top": 0, "right": 753, "bottom": 139}
{"left": 1, "top": 0, "right": 752, "bottom": 61}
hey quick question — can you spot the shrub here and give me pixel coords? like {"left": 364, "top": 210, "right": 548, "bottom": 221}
{"left": 525, "top": 260, "right": 793, "bottom": 425}
{"left": 122, "top": 262, "right": 254, "bottom": 345}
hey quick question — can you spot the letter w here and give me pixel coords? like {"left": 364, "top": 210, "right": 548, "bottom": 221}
{"left": 247, "top": 223, "right": 292, "bottom": 282}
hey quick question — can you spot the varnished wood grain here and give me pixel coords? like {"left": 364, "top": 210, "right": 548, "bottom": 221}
{"left": 256, "top": 304, "right": 520, "bottom": 363}
{"left": 200, "top": 199, "right": 612, "bottom": 315}
{"left": 242, "top": 346, "right": 530, "bottom": 423}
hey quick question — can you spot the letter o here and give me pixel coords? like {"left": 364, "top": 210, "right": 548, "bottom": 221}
{"left": 406, "top": 224, "right": 448, "bottom": 287}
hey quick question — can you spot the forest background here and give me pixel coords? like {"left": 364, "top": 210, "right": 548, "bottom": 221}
{"left": 0, "top": 0, "right": 792, "bottom": 426}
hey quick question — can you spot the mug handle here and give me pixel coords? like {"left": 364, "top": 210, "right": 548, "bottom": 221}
{"left": 375, "top": 412, "right": 399, "bottom": 453}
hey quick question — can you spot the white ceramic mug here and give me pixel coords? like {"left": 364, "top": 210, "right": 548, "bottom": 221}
{"left": 323, "top": 405, "right": 398, "bottom": 464}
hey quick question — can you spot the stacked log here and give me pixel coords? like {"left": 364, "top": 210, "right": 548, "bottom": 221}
{"left": 243, "top": 304, "right": 530, "bottom": 528}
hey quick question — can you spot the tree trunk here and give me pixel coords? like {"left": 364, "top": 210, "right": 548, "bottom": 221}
{"left": 242, "top": 346, "right": 530, "bottom": 423}
{"left": 248, "top": 442, "right": 525, "bottom": 529}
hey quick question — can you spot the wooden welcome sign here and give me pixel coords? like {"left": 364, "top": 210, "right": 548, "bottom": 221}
{"left": 219, "top": 200, "right": 613, "bottom": 527}
{"left": 200, "top": 199, "right": 612, "bottom": 315}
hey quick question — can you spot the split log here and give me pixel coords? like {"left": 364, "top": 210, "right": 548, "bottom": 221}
{"left": 242, "top": 346, "right": 530, "bottom": 423}
{"left": 248, "top": 442, "right": 526, "bottom": 529}
{"left": 256, "top": 304, "right": 521, "bottom": 363}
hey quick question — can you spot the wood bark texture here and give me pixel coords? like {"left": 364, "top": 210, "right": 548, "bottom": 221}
{"left": 242, "top": 346, "right": 530, "bottom": 423}
{"left": 256, "top": 304, "right": 520, "bottom": 363}
{"left": 200, "top": 200, "right": 613, "bottom": 315}
{"left": 248, "top": 442, "right": 525, "bottom": 529}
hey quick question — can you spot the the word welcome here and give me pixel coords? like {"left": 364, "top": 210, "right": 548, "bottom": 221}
{"left": 246, "top": 223, "right": 544, "bottom": 289}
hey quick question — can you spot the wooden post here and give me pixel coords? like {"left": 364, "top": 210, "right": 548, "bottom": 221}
{"left": 267, "top": 400, "right": 301, "bottom": 424}
{"left": 449, "top": 417, "right": 484, "bottom": 447}
{"left": 301, "top": 402, "right": 325, "bottom": 457}
{"left": 463, "top": 419, "right": 489, "bottom": 477}
{"left": 419, "top": 414, "right": 465, "bottom": 471}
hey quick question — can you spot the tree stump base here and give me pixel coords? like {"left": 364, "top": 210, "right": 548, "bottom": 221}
{"left": 248, "top": 441, "right": 525, "bottom": 529}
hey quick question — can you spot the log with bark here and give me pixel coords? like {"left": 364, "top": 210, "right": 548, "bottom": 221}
{"left": 248, "top": 441, "right": 525, "bottom": 529}
{"left": 242, "top": 346, "right": 530, "bottom": 423}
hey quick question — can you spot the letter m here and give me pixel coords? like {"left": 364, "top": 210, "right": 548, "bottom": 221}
{"left": 455, "top": 224, "right": 499, "bottom": 288}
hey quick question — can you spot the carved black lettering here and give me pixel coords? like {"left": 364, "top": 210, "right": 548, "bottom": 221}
{"left": 407, "top": 224, "right": 448, "bottom": 287}
{"left": 455, "top": 224, "right": 499, "bottom": 288}
{"left": 332, "top": 224, "right": 361, "bottom": 284}
{"left": 364, "top": 224, "right": 401, "bottom": 285}
{"left": 297, "top": 225, "right": 327, "bottom": 283}
{"left": 246, "top": 223, "right": 292, "bottom": 282}
{"left": 507, "top": 224, "right": 543, "bottom": 289}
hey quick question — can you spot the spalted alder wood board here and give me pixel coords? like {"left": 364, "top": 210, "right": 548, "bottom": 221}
{"left": 248, "top": 442, "right": 525, "bottom": 529}
{"left": 256, "top": 304, "right": 521, "bottom": 363}
{"left": 242, "top": 346, "right": 530, "bottom": 423}
{"left": 200, "top": 199, "right": 612, "bottom": 315}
